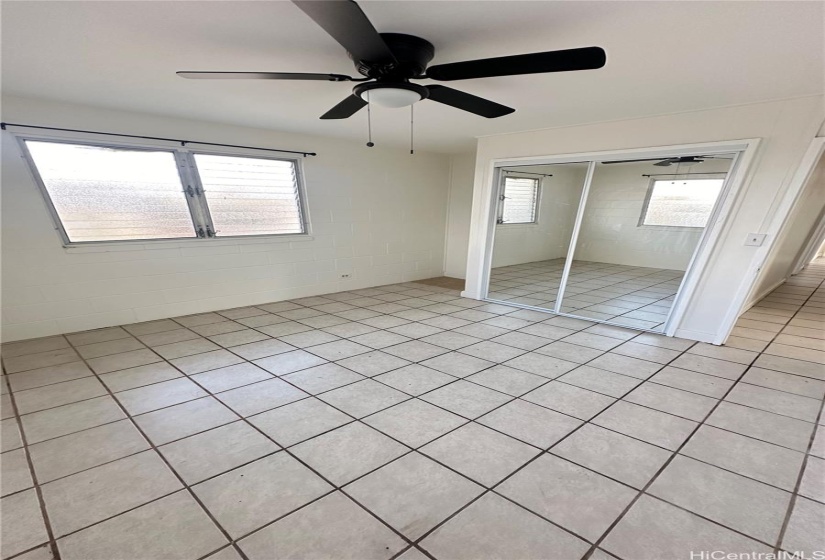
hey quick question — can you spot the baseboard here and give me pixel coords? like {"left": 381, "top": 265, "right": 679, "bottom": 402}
{"left": 673, "top": 328, "right": 717, "bottom": 344}
{"left": 741, "top": 277, "right": 787, "bottom": 314}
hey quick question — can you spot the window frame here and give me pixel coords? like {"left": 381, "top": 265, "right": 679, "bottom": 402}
{"left": 185, "top": 149, "right": 310, "bottom": 240}
{"left": 16, "top": 134, "right": 311, "bottom": 247}
{"left": 637, "top": 174, "right": 725, "bottom": 231}
{"left": 496, "top": 173, "right": 541, "bottom": 226}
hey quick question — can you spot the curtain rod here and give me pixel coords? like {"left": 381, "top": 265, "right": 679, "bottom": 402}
{"left": 0, "top": 122, "right": 317, "bottom": 157}
{"left": 502, "top": 170, "right": 553, "bottom": 177}
{"left": 642, "top": 172, "right": 728, "bottom": 177}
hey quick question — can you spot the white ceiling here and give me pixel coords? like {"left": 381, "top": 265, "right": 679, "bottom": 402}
{"left": 2, "top": 1, "right": 822, "bottom": 153}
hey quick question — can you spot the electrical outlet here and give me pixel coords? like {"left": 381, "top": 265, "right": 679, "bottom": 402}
{"left": 744, "top": 233, "right": 766, "bottom": 247}
{"left": 339, "top": 273, "right": 352, "bottom": 279}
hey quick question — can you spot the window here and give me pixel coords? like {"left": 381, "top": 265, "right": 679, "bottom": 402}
{"left": 24, "top": 142, "right": 197, "bottom": 242}
{"left": 640, "top": 178, "right": 725, "bottom": 228}
{"left": 497, "top": 176, "right": 539, "bottom": 224}
{"left": 193, "top": 154, "right": 304, "bottom": 237}
{"left": 22, "top": 139, "right": 307, "bottom": 244}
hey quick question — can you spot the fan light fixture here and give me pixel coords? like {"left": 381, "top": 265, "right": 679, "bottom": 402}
{"left": 354, "top": 82, "right": 429, "bottom": 109}
{"left": 361, "top": 87, "right": 421, "bottom": 108}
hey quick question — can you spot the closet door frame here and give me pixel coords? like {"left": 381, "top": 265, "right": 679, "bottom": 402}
{"left": 468, "top": 138, "right": 759, "bottom": 337}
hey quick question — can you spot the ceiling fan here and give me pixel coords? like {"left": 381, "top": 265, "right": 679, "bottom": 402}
{"left": 601, "top": 156, "right": 723, "bottom": 167}
{"left": 177, "top": 0, "right": 607, "bottom": 120}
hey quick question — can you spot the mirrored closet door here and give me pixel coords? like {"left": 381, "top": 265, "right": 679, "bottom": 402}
{"left": 488, "top": 162, "right": 589, "bottom": 312}
{"left": 485, "top": 152, "right": 737, "bottom": 333}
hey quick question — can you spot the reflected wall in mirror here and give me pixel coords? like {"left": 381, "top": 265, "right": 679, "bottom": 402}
{"left": 488, "top": 162, "right": 589, "bottom": 311}
{"left": 558, "top": 154, "right": 735, "bottom": 332}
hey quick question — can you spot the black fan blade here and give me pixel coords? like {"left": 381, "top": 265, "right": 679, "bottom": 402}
{"left": 177, "top": 72, "right": 356, "bottom": 81}
{"left": 320, "top": 94, "right": 368, "bottom": 119}
{"left": 426, "top": 85, "right": 514, "bottom": 118}
{"left": 426, "top": 46, "right": 606, "bottom": 81}
{"left": 653, "top": 159, "right": 677, "bottom": 167}
{"left": 292, "top": 1, "right": 396, "bottom": 64}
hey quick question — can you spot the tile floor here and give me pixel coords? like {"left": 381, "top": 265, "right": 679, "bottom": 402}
{"left": 1, "top": 260, "right": 823, "bottom": 560}
{"left": 489, "top": 259, "right": 685, "bottom": 332}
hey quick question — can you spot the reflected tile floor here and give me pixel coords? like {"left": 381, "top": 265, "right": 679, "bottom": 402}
{"left": 489, "top": 259, "right": 685, "bottom": 332}
{"left": 1, "top": 259, "right": 824, "bottom": 560}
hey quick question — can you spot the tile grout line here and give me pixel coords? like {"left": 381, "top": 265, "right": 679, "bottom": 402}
{"left": 52, "top": 336, "right": 256, "bottom": 560}
{"left": 1, "top": 366, "right": 63, "bottom": 560}
{"left": 1, "top": 326, "right": 812, "bottom": 548}
{"left": 775, "top": 397, "right": 825, "bottom": 553}
{"left": 63, "top": 359, "right": 401, "bottom": 557}
{"left": 0, "top": 290, "right": 783, "bottom": 469}
{"left": 127, "top": 292, "right": 628, "bottom": 552}
{"left": 420, "top": 351, "right": 727, "bottom": 556}
{"left": 399, "top": 324, "right": 713, "bottom": 555}
{"left": 579, "top": 265, "right": 825, "bottom": 559}
{"left": 4, "top": 279, "right": 756, "bottom": 382}
{"left": 562, "top": 268, "right": 682, "bottom": 326}
{"left": 15, "top": 339, "right": 806, "bottom": 507}
{"left": 60, "top": 331, "right": 440, "bottom": 556}
{"left": 773, "top": 281, "right": 825, "bottom": 553}
{"left": 8, "top": 354, "right": 816, "bottom": 520}
{"left": 16, "top": 329, "right": 820, "bottom": 458}
{"left": 3, "top": 270, "right": 822, "bottom": 560}
{"left": 491, "top": 260, "right": 683, "bottom": 329}
{"left": 24, "top": 344, "right": 817, "bottom": 432}
{"left": 0, "top": 297, "right": 803, "bottom": 464}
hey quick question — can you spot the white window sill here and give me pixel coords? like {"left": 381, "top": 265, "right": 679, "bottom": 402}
{"left": 63, "top": 234, "right": 314, "bottom": 253}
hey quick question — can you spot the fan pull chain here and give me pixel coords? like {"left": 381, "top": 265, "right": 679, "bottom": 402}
{"left": 366, "top": 91, "right": 374, "bottom": 148}
{"left": 410, "top": 104, "right": 415, "bottom": 155}
{"left": 672, "top": 161, "right": 682, "bottom": 183}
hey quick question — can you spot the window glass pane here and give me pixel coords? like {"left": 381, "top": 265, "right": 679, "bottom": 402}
{"left": 501, "top": 177, "right": 539, "bottom": 224}
{"left": 25, "top": 141, "right": 194, "bottom": 242}
{"left": 193, "top": 154, "right": 304, "bottom": 236}
{"left": 643, "top": 179, "right": 724, "bottom": 227}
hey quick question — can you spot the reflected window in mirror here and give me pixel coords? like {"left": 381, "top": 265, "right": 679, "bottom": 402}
{"left": 497, "top": 176, "right": 540, "bottom": 224}
{"left": 640, "top": 178, "right": 725, "bottom": 228}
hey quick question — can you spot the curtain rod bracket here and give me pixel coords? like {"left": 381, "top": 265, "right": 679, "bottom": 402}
{"left": 0, "top": 122, "right": 317, "bottom": 157}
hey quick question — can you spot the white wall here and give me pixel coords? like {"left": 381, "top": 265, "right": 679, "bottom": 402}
{"left": 575, "top": 159, "right": 733, "bottom": 270}
{"left": 748, "top": 148, "right": 825, "bottom": 301}
{"left": 1, "top": 96, "right": 451, "bottom": 342}
{"left": 490, "top": 164, "right": 585, "bottom": 268}
{"left": 456, "top": 95, "right": 824, "bottom": 343}
{"left": 443, "top": 152, "right": 476, "bottom": 279}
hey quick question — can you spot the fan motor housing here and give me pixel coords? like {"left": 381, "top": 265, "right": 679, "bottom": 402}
{"left": 351, "top": 33, "right": 435, "bottom": 78}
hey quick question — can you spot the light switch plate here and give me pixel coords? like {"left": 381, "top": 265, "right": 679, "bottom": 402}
{"left": 744, "top": 233, "right": 767, "bottom": 247}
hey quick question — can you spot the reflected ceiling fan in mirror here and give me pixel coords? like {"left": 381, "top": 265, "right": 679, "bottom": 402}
{"left": 177, "top": 0, "right": 607, "bottom": 120}
{"left": 601, "top": 156, "right": 726, "bottom": 167}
